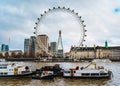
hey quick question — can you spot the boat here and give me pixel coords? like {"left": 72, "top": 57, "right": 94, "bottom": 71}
{"left": 32, "top": 69, "right": 55, "bottom": 79}
{"left": 0, "top": 62, "right": 33, "bottom": 77}
{"left": 63, "top": 62, "right": 112, "bottom": 78}
{"left": 32, "top": 64, "right": 62, "bottom": 79}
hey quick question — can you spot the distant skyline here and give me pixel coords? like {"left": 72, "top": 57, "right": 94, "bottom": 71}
{"left": 0, "top": 0, "right": 120, "bottom": 52}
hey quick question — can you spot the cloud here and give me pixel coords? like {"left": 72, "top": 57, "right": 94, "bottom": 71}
{"left": 0, "top": 0, "right": 120, "bottom": 52}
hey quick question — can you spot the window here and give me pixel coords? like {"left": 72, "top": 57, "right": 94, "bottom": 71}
{"left": 82, "top": 73, "right": 90, "bottom": 76}
{"left": 91, "top": 73, "right": 99, "bottom": 76}
{"left": 2, "top": 66, "right": 7, "bottom": 69}
{"left": 9, "top": 69, "right": 13, "bottom": 71}
{"left": 74, "top": 71, "right": 76, "bottom": 73}
{"left": 100, "top": 73, "right": 107, "bottom": 76}
{"left": 4, "top": 73, "right": 7, "bottom": 75}
{"left": 0, "top": 73, "right": 3, "bottom": 75}
{"left": 65, "top": 71, "right": 70, "bottom": 73}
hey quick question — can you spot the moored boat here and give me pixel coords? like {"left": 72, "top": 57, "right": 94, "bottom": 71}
{"left": 63, "top": 62, "right": 112, "bottom": 78}
{"left": 32, "top": 69, "right": 55, "bottom": 79}
{"left": 0, "top": 62, "right": 33, "bottom": 77}
{"left": 32, "top": 64, "right": 62, "bottom": 79}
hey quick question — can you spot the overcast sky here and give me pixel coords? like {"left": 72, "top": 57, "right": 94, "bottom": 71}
{"left": 0, "top": 0, "right": 120, "bottom": 52}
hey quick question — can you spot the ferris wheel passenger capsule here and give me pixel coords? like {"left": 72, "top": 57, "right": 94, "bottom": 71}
{"left": 34, "top": 27, "right": 36, "bottom": 29}
{"left": 63, "top": 7, "right": 65, "bottom": 9}
{"left": 82, "top": 20, "right": 84, "bottom": 22}
{"left": 44, "top": 11, "right": 46, "bottom": 13}
{"left": 58, "top": 6, "right": 60, "bottom": 9}
{"left": 85, "top": 30, "right": 87, "bottom": 32}
{"left": 76, "top": 13, "right": 78, "bottom": 15}
{"left": 35, "top": 22, "right": 37, "bottom": 25}
{"left": 37, "top": 18, "right": 40, "bottom": 20}
{"left": 72, "top": 10, "right": 74, "bottom": 12}
{"left": 83, "top": 25, "right": 86, "bottom": 27}
{"left": 79, "top": 16, "right": 82, "bottom": 18}
{"left": 67, "top": 8, "right": 70, "bottom": 10}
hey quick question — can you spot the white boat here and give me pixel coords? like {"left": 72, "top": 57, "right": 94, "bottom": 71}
{"left": 63, "top": 62, "right": 112, "bottom": 78}
{"left": 0, "top": 62, "right": 33, "bottom": 77}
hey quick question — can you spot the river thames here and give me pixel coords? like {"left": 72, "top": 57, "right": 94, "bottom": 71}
{"left": 0, "top": 61, "right": 120, "bottom": 86}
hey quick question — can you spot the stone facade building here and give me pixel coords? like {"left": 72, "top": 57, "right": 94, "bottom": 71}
{"left": 70, "top": 46, "right": 120, "bottom": 60}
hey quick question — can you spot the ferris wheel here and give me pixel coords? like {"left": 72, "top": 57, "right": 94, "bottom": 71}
{"left": 33, "top": 6, "right": 87, "bottom": 55}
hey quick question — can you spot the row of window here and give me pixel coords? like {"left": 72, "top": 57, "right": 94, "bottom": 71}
{"left": 0, "top": 66, "right": 7, "bottom": 69}
{"left": 64, "top": 71, "right": 108, "bottom": 76}
{"left": 82, "top": 73, "right": 107, "bottom": 76}
{"left": 0, "top": 72, "right": 8, "bottom": 75}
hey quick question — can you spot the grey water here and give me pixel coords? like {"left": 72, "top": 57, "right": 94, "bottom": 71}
{"left": 0, "top": 62, "right": 120, "bottom": 86}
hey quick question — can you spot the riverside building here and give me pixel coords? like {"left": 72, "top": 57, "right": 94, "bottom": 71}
{"left": 35, "top": 35, "right": 49, "bottom": 57}
{"left": 69, "top": 46, "right": 120, "bottom": 61}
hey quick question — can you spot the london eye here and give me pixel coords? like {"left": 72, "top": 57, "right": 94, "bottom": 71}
{"left": 33, "top": 6, "right": 87, "bottom": 56}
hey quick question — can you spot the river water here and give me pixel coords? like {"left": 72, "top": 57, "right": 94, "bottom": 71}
{"left": 0, "top": 62, "right": 120, "bottom": 86}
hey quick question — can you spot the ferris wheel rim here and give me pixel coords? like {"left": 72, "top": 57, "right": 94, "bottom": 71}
{"left": 34, "top": 6, "right": 87, "bottom": 53}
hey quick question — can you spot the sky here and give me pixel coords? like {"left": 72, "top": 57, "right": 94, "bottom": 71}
{"left": 0, "top": 0, "right": 120, "bottom": 52}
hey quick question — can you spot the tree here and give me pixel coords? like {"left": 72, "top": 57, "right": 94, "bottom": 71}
{"left": 0, "top": 53, "right": 3, "bottom": 58}
{"left": 16, "top": 53, "right": 22, "bottom": 58}
{"left": 23, "top": 52, "right": 28, "bottom": 58}
{"left": 11, "top": 52, "right": 16, "bottom": 58}
{"left": 5, "top": 52, "right": 9, "bottom": 58}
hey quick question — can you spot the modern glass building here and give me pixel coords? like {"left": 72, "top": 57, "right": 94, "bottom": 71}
{"left": 24, "top": 39, "right": 31, "bottom": 55}
{"left": 24, "top": 36, "right": 36, "bottom": 57}
{"left": 50, "top": 42, "right": 58, "bottom": 55}
{"left": 1, "top": 44, "right": 9, "bottom": 51}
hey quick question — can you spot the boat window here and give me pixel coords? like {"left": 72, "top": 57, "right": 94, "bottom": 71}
{"left": 0, "top": 73, "right": 3, "bottom": 75}
{"left": 74, "top": 71, "right": 76, "bottom": 73}
{"left": 4, "top": 73, "right": 7, "bottom": 75}
{"left": 3, "top": 67, "right": 7, "bottom": 69}
{"left": 64, "top": 71, "right": 70, "bottom": 73}
{"left": 82, "top": 73, "right": 90, "bottom": 76}
{"left": 9, "top": 69, "right": 13, "bottom": 71}
{"left": 0, "top": 66, "right": 7, "bottom": 69}
{"left": 100, "top": 73, "right": 107, "bottom": 76}
{"left": 0, "top": 64, "right": 8, "bottom": 66}
{"left": 91, "top": 73, "right": 99, "bottom": 76}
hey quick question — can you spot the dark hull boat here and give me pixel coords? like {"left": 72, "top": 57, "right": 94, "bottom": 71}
{"left": 32, "top": 64, "right": 62, "bottom": 79}
{"left": 32, "top": 71, "right": 55, "bottom": 79}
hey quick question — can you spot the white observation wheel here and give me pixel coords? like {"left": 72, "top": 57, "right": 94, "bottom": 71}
{"left": 34, "top": 6, "right": 87, "bottom": 56}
